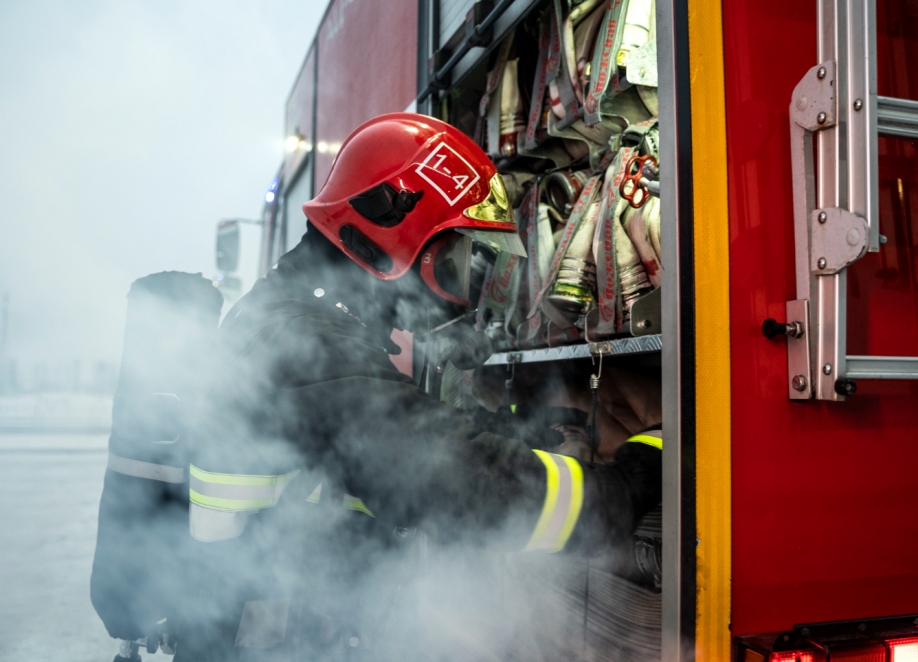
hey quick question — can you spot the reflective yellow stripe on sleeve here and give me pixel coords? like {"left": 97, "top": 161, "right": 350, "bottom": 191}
{"left": 525, "top": 450, "right": 584, "bottom": 553}
{"left": 189, "top": 465, "right": 301, "bottom": 542}
{"left": 306, "top": 483, "right": 322, "bottom": 504}
{"left": 627, "top": 429, "right": 663, "bottom": 450}
{"left": 189, "top": 464, "right": 300, "bottom": 513}
{"left": 303, "top": 482, "right": 374, "bottom": 517}
{"left": 342, "top": 495, "right": 375, "bottom": 518}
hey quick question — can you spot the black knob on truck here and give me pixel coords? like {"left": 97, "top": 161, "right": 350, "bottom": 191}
{"left": 762, "top": 318, "right": 786, "bottom": 339}
{"left": 834, "top": 378, "right": 857, "bottom": 396}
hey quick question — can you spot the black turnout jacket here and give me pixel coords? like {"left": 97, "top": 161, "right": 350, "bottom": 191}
{"left": 177, "top": 238, "right": 661, "bottom": 659}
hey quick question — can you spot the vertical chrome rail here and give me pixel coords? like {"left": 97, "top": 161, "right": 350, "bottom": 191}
{"left": 659, "top": 0, "right": 694, "bottom": 658}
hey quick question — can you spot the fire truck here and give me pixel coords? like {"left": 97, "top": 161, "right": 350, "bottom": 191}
{"left": 214, "top": 0, "right": 918, "bottom": 659}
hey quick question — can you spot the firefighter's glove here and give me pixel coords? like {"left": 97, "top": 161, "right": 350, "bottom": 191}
{"left": 547, "top": 424, "right": 591, "bottom": 462}
{"left": 438, "top": 325, "right": 494, "bottom": 370}
{"left": 470, "top": 406, "right": 565, "bottom": 450}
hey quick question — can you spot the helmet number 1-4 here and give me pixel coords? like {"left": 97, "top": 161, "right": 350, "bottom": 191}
{"left": 415, "top": 143, "right": 481, "bottom": 206}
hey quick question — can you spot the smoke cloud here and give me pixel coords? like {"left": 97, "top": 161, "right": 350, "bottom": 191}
{"left": 0, "top": 4, "right": 664, "bottom": 661}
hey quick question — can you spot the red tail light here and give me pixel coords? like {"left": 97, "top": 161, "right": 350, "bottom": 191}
{"left": 770, "top": 653, "right": 815, "bottom": 662}
{"left": 892, "top": 636, "right": 918, "bottom": 661}
{"left": 763, "top": 639, "right": 918, "bottom": 662}
{"left": 768, "top": 651, "right": 813, "bottom": 662}
{"left": 737, "top": 616, "right": 918, "bottom": 662}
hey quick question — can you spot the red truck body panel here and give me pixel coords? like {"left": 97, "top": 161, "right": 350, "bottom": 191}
{"left": 314, "top": 0, "right": 418, "bottom": 192}
{"left": 285, "top": 47, "right": 316, "bottom": 181}
{"left": 724, "top": 0, "right": 918, "bottom": 635}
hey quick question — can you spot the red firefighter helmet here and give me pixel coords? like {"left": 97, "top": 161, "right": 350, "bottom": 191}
{"left": 302, "top": 113, "right": 525, "bottom": 306}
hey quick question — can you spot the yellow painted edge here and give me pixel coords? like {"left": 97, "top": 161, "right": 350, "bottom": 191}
{"left": 688, "top": 0, "right": 733, "bottom": 659}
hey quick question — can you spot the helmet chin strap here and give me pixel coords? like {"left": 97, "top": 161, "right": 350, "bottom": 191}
{"left": 429, "top": 308, "right": 478, "bottom": 333}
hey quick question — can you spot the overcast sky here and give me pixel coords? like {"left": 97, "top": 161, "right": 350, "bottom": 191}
{"left": 0, "top": 0, "right": 324, "bottom": 367}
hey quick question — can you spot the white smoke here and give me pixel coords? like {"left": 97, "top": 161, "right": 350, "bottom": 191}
{"left": 0, "top": 4, "right": 664, "bottom": 662}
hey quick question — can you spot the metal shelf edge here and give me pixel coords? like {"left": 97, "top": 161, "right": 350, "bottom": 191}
{"left": 483, "top": 334, "right": 663, "bottom": 365}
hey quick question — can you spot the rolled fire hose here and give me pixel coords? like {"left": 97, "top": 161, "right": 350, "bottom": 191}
{"left": 622, "top": 195, "right": 662, "bottom": 288}
{"left": 536, "top": 203, "right": 557, "bottom": 284}
{"left": 498, "top": 59, "right": 525, "bottom": 157}
{"left": 574, "top": 2, "right": 607, "bottom": 91}
{"left": 547, "top": 199, "right": 603, "bottom": 315}
{"left": 612, "top": 197, "right": 653, "bottom": 317}
{"left": 501, "top": 172, "right": 532, "bottom": 209}
{"left": 648, "top": 195, "right": 661, "bottom": 261}
{"left": 544, "top": 170, "right": 589, "bottom": 217}
{"left": 570, "top": 0, "right": 605, "bottom": 24}
{"left": 619, "top": 0, "right": 659, "bottom": 115}
{"left": 617, "top": 0, "right": 655, "bottom": 71}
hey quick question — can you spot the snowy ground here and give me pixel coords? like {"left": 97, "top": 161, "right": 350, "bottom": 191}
{"left": 0, "top": 433, "right": 171, "bottom": 662}
{"left": 0, "top": 394, "right": 112, "bottom": 431}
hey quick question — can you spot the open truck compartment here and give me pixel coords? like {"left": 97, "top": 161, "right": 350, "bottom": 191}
{"left": 209, "top": 0, "right": 918, "bottom": 659}
{"left": 418, "top": 3, "right": 666, "bottom": 658}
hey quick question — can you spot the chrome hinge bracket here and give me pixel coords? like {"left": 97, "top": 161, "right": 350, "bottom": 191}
{"left": 790, "top": 60, "right": 837, "bottom": 133}
{"left": 809, "top": 207, "right": 869, "bottom": 274}
{"left": 788, "top": 60, "right": 844, "bottom": 401}
{"left": 789, "top": 60, "right": 839, "bottom": 298}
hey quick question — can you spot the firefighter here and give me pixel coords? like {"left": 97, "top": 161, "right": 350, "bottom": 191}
{"left": 177, "top": 113, "right": 661, "bottom": 660}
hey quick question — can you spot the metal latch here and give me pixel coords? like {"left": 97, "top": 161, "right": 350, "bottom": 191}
{"left": 763, "top": 300, "right": 812, "bottom": 400}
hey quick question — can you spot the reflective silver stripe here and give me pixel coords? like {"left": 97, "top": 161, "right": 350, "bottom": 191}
{"left": 107, "top": 452, "right": 184, "bottom": 484}
{"left": 189, "top": 476, "right": 282, "bottom": 502}
{"left": 525, "top": 450, "right": 584, "bottom": 553}
{"left": 538, "top": 453, "right": 571, "bottom": 549}
{"left": 235, "top": 599, "right": 290, "bottom": 649}
{"left": 189, "top": 502, "right": 250, "bottom": 542}
{"left": 539, "top": 453, "right": 572, "bottom": 549}
{"left": 189, "top": 467, "right": 303, "bottom": 542}
{"left": 188, "top": 465, "right": 300, "bottom": 512}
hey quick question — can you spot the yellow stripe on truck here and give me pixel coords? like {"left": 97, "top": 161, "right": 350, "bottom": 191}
{"left": 688, "top": 0, "right": 733, "bottom": 652}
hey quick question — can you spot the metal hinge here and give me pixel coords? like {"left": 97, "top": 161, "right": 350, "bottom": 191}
{"left": 782, "top": 0, "right": 918, "bottom": 400}
{"left": 809, "top": 207, "right": 868, "bottom": 275}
